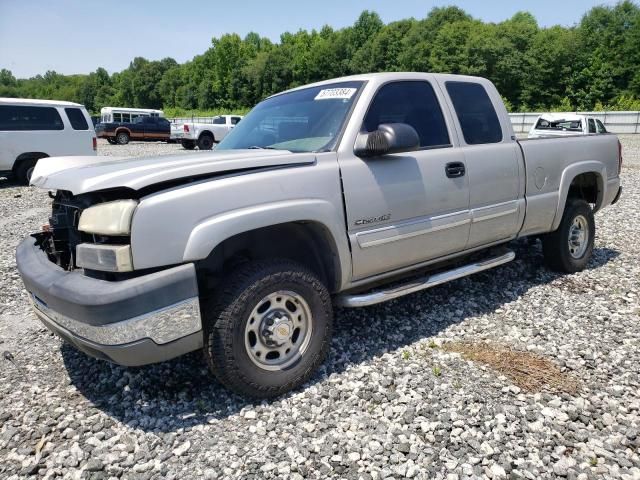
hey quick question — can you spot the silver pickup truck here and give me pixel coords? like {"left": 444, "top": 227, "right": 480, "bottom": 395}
{"left": 16, "top": 73, "right": 622, "bottom": 398}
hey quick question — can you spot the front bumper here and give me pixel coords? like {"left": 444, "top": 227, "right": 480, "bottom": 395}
{"left": 16, "top": 237, "right": 203, "bottom": 366}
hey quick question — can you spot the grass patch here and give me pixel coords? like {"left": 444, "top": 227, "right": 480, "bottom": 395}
{"left": 442, "top": 341, "right": 580, "bottom": 394}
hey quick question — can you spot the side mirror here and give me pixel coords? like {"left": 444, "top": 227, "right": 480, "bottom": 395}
{"left": 354, "top": 123, "right": 420, "bottom": 158}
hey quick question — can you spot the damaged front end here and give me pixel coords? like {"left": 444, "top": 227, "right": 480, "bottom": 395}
{"left": 36, "top": 189, "right": 138, "bottom": 275}
{"left": 16, "top": 188, "right": 204, "bottom": 366}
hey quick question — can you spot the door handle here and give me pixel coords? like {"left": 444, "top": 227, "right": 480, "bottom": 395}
{"left": 445, "top": 162, "right": 466, "bottom": 178}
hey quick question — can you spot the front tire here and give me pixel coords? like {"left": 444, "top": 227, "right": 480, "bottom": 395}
{"left": 197, "top": 133, "right": 214, "bottom": 150}
{"left": 14, "top": 158, "right": 38, "bottom": 185}
{"left": 116, "top": 131, "right": 130, "bottom": 145}
{"left": 542, "top": 199, "right": 595, "bottom": 273}
{"left": 204, "top": 260, "right": 333, "bottom": 398}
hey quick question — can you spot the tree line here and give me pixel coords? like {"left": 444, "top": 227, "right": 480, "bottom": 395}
{"left": 1, "top": 2, "right": 639, "bottom": 114}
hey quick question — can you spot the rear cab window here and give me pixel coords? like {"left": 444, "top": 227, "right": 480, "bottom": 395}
{"left": 445, "top": 81, "right": 502, "bottom": 145}
{"left": 64, "top": 108, "right": 89, "bottom": 130}
{"left": 362, "top": 81, "right": 450, "bottom": 148}
{"left": 596, "top": 119, "right": 607, "bottom": 133}
{"left": 0, "top": 105, "right": 64, "bottom": 131}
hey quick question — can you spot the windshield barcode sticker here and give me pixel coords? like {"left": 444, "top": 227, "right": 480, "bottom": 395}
{"left": 314, "top": 88, "right": 357, "bottom": 100}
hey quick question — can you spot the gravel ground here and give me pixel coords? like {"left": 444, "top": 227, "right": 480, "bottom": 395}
{"left": 1, "top": 137, "right": 639, "bottom": 480}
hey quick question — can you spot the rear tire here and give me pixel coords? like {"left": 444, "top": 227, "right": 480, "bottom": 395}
{"left": 542, "top": 199, "right": 595, "bottom": 273}
{"left": 116, "top": 131, "right": 130, "bottom": 145}
{"left": 203, "top": 259, "right": 333, "bottom": 398}
{"left": 197, "top": 133, "right": 214, "bottom": 150}
{"left": 181, "top": 139, "right": 196, "bottom": 150}
{"left": 14, "top": 158, "right": 39, "bottom": 185}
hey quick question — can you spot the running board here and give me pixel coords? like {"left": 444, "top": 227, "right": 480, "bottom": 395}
{"left": 335, "top": 249, "right": 515, "bottom": 308}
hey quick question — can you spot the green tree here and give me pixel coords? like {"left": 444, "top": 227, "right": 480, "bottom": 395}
{"left": 4, "top": 3, "right": 640, "bottom": 113}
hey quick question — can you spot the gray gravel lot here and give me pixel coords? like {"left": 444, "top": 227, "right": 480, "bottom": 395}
{"left": 1, "top": 137, "right": 639, "bottom": 479}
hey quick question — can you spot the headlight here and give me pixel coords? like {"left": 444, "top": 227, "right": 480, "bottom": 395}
{"left": 76, "top": 244, "right": 133, "bottom": 272}
{"left": 78, "top": 200, "right": 138, "bottom": 235}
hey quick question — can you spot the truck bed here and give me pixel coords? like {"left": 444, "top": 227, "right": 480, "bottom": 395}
{"left": 517, "top": 133, "right": 621, "bottom": 237}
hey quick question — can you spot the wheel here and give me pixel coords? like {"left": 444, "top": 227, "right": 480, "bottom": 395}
{"left": 116, "top": 131, "right": 130, "bottom": 145}
{"left": 14, "top": 158, "right": 39, "bottom": 185}
{"left": 542, "top": 199, "right": 595, "bottom": 273}
{"left": 181, "top": 139, "right": 196, "bottom": 150}
{"left": 106, "top": 138, "right": 117, "bottom": 145}
{"left": 197, "top": 133, "right": 214, "bottom": 150}
{"left": 204, "top": 259, "right": 333, "bottom": 398}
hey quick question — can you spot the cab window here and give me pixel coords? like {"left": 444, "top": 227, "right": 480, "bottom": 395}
{"left": 0, "top": 106, "right": 64, "bottom": 131}
{"left": 64, "top": 108, "right": 89, "bottom": 130}
{"left": 446, "top": 81, "right": 503, "bottom": 144}
{"left": 596, "top": 120, "right": 607, "bottom": 133}
{"left": 363, "top": 81, "right": 450, "bottom": 148}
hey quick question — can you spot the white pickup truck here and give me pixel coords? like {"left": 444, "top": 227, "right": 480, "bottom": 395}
{"left": 528, "top": 113, "right": 608, "bottom": 138}
{"left": 17, "top": 73, "right": 622, "bottom": 398}
{"left": 180, "top": 115, "right": 243, "bottom": 150}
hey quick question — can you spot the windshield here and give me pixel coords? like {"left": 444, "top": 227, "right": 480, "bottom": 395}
{"left": 217, "top": 81, "right": 363, "bottom": 153}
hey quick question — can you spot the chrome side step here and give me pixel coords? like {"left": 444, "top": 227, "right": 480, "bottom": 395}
{"left": 335, "top": 249, "right": 515, "bottom": 308}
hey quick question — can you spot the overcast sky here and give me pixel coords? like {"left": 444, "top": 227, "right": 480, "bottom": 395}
{"left": 0, "top": 0, "right": 619, "bottom": 79}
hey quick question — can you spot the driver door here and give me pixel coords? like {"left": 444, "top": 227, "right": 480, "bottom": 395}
{"left": 338, "top": 80, "right": 470, "bottom": 280}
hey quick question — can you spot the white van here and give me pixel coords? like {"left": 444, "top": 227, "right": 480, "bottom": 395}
{"left": 0, "top": 98, "right": 97, "bottom": 184}
{"left": 100, "top": 107, "right": 164, "bottom": 124}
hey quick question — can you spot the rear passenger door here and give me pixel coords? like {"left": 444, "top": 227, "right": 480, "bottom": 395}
{"left": 140, "top": 117, "right": 165, "bottom": 139}
{"left": 442, "top": 81, "right": 524, "bottom": 249}
{"left": 129, "top": 117, "right": 145, "bottom": 138}
{"left": 339, "top": 80, "right": 470, "bottom": 280}
{"left": 155, "top": 118, "right": 170, "bottom": 138}
{"left": 0, "top": 105, "right": 65, "bottom": 170}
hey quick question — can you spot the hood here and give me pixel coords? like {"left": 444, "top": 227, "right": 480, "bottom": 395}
{"left": 30, "top": 150, "right": 315, "bottom": 195}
